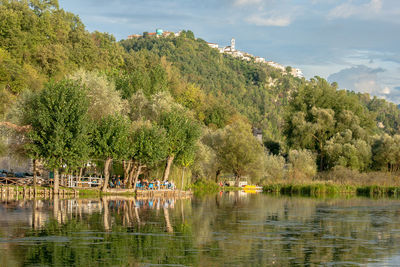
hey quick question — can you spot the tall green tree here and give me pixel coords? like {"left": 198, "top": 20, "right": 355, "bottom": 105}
{"left": 372, "top": 134, "right": 400, "bottom": 172}
{"left": 215, "top": 120, "right": 264, "bottom": 186}
{"left": 285, "top": 77, "right": 375, "bottom": 170}
{"left": 129, "top": 123, "right": 168, "bottom": 189}
{"left": 25, "top": 79, "right": 90, "bottom": 193}
{"left": 287, "top": 107, "right": 335, "bottom": 170}
{"left": 69, "top": 70, "right": 126, "bottom": 121}
{"left": 176, "top": 144, "right": 196, "bottom": 189}
{"left": 324, "top": 130, "right": 371, "bottom": 171}
{"left": 158, "top": 109, "right": 201, "bottom": 181}
{"left": 91, "top": 115, "right": 130, "bottom": 192}
{"left": 287, "top": 149, "right": 317, "bottom": 180}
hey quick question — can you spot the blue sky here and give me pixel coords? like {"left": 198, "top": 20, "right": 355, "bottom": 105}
{"left": 59, "top": 0, "right": 400, "bottom": 103}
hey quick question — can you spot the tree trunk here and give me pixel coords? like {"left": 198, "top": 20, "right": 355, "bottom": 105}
{"left": 181, "top": 167, "right": 185, "bottom": 190}
{"left": 234, "top": 173, "right": 240, "bottom": 187}
{"left": 319, "top": 143, "right": 324, "bottom": 171}
{"left": 162, "top": 155, "right": 175, "bottom": 182}
{"left": 215, "top": 169, "right": 221, "bottom": 183}
{"left": 33, "top": 158, "right": 37, "bottom": 187}
{"left": 133, "top": 165, "right": 143, "bottom": 191}
{"left": 127, "top": 164, "right": 137, "bottom": 189}
{"left": 53, "top": 168, "right": 59, "bottom": 194}
{"left": 79, "top": 167, "right": 83, "bottom": 179}
{"left": 123, "top": 160, "right": 132, "bottom": 186}
{"left": 101, "top": 158, "right": 113, "bottom": 192}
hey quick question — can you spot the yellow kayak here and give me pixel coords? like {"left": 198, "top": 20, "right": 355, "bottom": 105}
{"left": 243, "top": 185, "right": 263, "bottom": 193}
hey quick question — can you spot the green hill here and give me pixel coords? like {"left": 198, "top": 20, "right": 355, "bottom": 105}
{"left": 119, "top": 33, "right": 400, "bottom": 140}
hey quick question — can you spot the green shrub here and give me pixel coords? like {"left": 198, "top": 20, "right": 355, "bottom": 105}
{"left": 262, "top": 154, "right": 286, "bottom": 183}
{"left": 288, "top": 149, "right": 317, "bottom": 181}
{"left": 190, "top": 179, "right": 220, "bottom": 195}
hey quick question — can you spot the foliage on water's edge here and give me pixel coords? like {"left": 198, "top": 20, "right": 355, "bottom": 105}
{"left": 263, "top": 183, "right": 400, "bottom": 197}
{"left": 190, "top": 180, "right": 220, "bottom": 196}
{"left": 189, "top": 180, "right": 241, "bottom": 197}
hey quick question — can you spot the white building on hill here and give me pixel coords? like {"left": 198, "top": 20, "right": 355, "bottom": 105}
{"left": 207, "top": 42, "right": 219, "bottom": 49}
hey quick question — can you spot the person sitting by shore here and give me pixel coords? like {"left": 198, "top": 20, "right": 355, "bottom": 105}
{"left": 143, "top": 179, "right": 148, "bottom": 189}
{"left": 116, "top": 175, "right": 121, "bottom": 188}
{"left": 156, "top": 180, "right": 160, "bottom": 190}
{"left": 148, "top": 182, "right": 154, "bottom": 190}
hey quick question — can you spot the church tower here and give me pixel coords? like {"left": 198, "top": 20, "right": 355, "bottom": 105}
{"left": 231, "top": 38, "right": 235, "bottom": 51}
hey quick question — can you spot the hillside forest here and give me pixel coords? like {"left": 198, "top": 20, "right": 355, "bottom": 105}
{"left": 1, "top": 0, "right": 400, "bottom": 191}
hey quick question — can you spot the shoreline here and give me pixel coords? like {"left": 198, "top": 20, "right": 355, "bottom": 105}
{"left": 263, "top": 182, "right": 400, "bottom": 197}
{"left": 0, "top": 185, "right": 196, "bottom": 199}
{"left": 3, "top": 183, "right": 400, "bottom": 199}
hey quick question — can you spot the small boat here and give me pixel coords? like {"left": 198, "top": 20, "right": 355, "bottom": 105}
{"left": 243, "top": 185, "right": 263, "bottom": 193}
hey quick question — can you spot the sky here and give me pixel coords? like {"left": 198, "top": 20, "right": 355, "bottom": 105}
{"left": 59, "top": 0, "right": 400, "bottom": 103}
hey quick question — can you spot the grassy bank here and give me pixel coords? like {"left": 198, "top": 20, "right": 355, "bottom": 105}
{"left": 0, "top": 185, "right": 138, "bottom": 198}
{"left": 263, "top": 167, "right": 400, "bottom": 197}
{"left": 190, "top": 180, "right": 241, "bottom": 196}
{"left": 190, "top": 180, "right": 220, "bottom": 196}
{"left": 263, "top": 183, "right": 356, "bottom": 195}
{"left": 223, "top": 186, "right": 242, "bottom": 191}
{"left": 263, "top": 182, "right": 400, "bottom": 197}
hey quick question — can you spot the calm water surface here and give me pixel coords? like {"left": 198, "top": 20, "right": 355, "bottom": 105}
{"left": 1, "top": 192, "right": 400, "bottom": 266}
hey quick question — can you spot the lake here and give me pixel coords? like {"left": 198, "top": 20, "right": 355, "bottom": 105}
{"left": 1, "top": 192, "right": 400, "bottom": 266}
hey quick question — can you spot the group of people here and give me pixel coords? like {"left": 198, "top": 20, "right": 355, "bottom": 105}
{"left": 136, "top": 179, "right": 175, "bottom": 190}
{"left": 108, "top": 175, "right": 176, "bottom": 190}
{"left": 109, "top": 175, "right": 122, "bottom": 188}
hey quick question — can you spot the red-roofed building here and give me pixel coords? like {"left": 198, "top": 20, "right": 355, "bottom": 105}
{"left": 127, "top": 34, "right": 141, "bottom": 39}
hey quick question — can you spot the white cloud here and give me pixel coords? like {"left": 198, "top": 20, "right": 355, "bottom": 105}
{"left": 234, "top": 0, "right": 263, "bottom": 6}
{"left": 246, "top": 13, "right": 291, "bottom": 26}
{"left": 382, "top": 86, "right": 391, "bottom": 94}
{"left": 328, "top": 0, "right": 383, "bottom": 19}
{"left": 328, "top": 65, "right": 393, "bottom": 99}
{"left": 240, "top": 2, "right": 301, "bottom": 27}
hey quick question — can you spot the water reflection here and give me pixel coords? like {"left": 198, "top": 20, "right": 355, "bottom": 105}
{"left": 0, "top": 192, "right": 400, "bottom": 266}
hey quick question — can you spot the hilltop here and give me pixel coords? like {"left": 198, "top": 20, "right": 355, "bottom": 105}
{"left": 119, "top": 30, "right": 400, "bottom": 138}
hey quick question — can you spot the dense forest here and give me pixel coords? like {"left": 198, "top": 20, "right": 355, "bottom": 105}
{"left": 1, "top": 0, "right": 400, "bottom": 191}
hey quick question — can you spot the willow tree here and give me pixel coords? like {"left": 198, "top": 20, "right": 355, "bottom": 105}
{"left": 176, "top": 147, "right": 196, "bottom": 190}
{"left": 70, "top": 70, "right": 127, "bottom": 178}
{"left": 158, "top": 109, "right": 201, "bottom": 181}
{"left": 372, "top": 134, "right": 400, "bottom": 172}
{"left": 216, "top": 120, "right": 264, "bottom": 186}
{"left": 69, "top": 70, "right": 126, "bottom": 121}
{"left": 25, "top": 79, "right": 90, "bottom": 193}
{"left": 91, "top": 115, "right": 130, "bottom": 192}
{"left": 129, "top": 123, "right": 167, "bottom": 190}
{"left": 323, "top": 129, "right": 371, "bottom": 171}
{"left": 286, "top": 107, "right": 335, "bottom": 170}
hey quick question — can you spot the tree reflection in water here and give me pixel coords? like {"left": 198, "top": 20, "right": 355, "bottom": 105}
{"left": 0, "top": 193, "right": 400, "bottom": 266}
